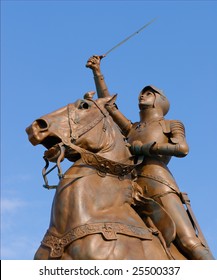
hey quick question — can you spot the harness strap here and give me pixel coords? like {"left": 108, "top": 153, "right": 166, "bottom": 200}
{"left": 67, "top": 102, "right": 108, "bottom": 141}
{"left": 62, "top": 139, "right": 137, "bottom": 178}
{"left": 41, "top": 222, "right": 152, "bottom": 258}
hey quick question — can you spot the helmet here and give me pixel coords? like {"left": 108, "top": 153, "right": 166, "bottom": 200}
{"left": 140, "top": 85, "right": 170, "bottom": 116}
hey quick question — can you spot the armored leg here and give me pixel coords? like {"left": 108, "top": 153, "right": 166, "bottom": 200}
{"left": 159, "top": 193, "right": 214, "bottom": 260}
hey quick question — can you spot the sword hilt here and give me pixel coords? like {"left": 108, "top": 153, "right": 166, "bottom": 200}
{"left": 99, "top": 54, "right": 106, "bottom": 59}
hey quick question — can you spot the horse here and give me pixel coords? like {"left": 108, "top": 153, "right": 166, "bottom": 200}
{"left": 26, "top": 93, "right": 186, "bottom": 260}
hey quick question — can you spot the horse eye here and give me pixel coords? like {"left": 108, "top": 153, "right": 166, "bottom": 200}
{"left": 79, "top": 102, "right": 89, "bottom": 109}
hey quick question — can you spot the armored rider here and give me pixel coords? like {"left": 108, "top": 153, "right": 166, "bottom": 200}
{"left": 86, "top": 55, "right": 214, "bottom": 260}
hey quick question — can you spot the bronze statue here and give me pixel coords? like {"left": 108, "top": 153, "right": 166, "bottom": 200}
{"left": 86, "top": 55, "right": 214, "bottom": 260}
{"left": 25, "top": 52, "right": 214, "bottom": 260}
{"left": 26, "top": 94, "right": 181, "bottom": 260}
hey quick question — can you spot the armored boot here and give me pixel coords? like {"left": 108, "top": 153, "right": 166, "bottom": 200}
{"left": 177, "top": 236, "right": 215, "bottom": 260}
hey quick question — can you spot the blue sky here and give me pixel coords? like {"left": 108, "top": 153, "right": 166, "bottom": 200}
{"left": 1, "top": 0, "right": 217, "bottom": 260}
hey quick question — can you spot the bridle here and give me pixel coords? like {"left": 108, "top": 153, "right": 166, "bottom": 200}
{"left": 42, "top": 98, "right": 137, "bottom": 189}
{"left": 67, "top": 99, "right": 108, "bottom": 141}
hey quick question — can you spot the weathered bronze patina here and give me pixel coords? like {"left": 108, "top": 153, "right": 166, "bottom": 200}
{"left": 25, "top": 55, "right": 214, "bottom": 260}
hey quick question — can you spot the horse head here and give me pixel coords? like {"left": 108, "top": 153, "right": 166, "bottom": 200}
{"left": 26, "top": 93, "right": 130, "bottom": 163}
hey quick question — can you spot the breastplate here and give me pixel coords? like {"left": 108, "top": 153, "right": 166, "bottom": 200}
{"left": 127, "top": 121, "right": 168, "bottom": 146}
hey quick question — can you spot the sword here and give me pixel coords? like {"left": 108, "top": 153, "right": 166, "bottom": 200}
{"left": 100, "top": 18, "right": 157, "bottom": 59}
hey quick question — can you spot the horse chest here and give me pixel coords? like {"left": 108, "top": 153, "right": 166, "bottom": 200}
{"left": 82, "top": 177, "right": 133, "bottom": 209}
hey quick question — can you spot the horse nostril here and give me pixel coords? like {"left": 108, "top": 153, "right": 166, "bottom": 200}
{"left": 35, "top": 119, "right": 49, "bottom": 131}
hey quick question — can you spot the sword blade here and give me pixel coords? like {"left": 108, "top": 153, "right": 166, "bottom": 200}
{"left": 101, "top": 18, "right": 157, "bottom": 58}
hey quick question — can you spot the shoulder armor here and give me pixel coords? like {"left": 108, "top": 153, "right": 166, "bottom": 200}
{"left": 170, "top": 120, "right": 186, "bottom": 144}
{"left": 159, "top": 119, "right": 171, "bottom": 133}
{"left": 160, "top": 120, "right": 186, "bottom": 144}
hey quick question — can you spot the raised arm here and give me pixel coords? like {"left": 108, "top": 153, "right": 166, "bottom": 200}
{"left": 86, "top": 55, "right": 132, "bottom": 136}
{"left": 86, "top": 55, "right": 110, "bottom": 98}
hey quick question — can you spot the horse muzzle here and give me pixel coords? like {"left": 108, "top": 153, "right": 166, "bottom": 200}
{"left": 26, "top": 118, "right": 49, "bottom": 145}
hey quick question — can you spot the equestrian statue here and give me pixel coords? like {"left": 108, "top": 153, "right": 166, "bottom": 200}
{"left": 26, "top": 35, "right": 214, "bottom": 259}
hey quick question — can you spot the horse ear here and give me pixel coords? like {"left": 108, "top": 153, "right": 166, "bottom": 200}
{"left": 105, "top": 94, "right": 118, "bottom": 105}
{"left": 107, "top": 93, "right": 118, "bottom": 104}
{"left": 97, "top": 94, "right": 118, "bottom": 109}
{"left": 83, "top": 91, "right": 96, "bottom": 100}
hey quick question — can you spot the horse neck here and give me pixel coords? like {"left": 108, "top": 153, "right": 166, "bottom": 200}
{"left": 94, "top": 117, "right": 132, "bottom": 164}
{"left": 78, "top": 116, "right": 132, "bottom": 164}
